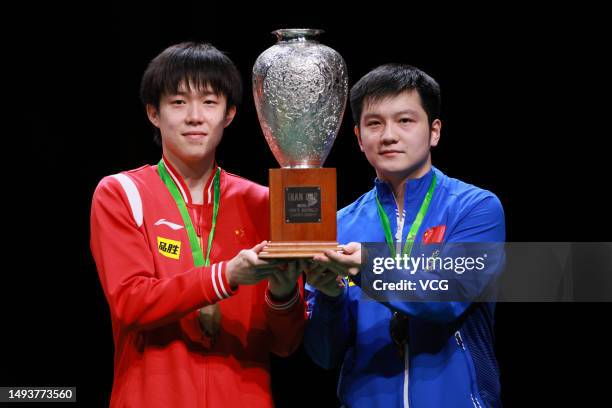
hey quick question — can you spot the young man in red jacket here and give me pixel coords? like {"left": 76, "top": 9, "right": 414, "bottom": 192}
{"left": 90, "top": 42, "right": 305, "bottom": 408}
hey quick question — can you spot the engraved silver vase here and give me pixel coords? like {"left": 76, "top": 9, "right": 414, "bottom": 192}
{"left": 252, "top": 28, "right": 348, "bottom": 168}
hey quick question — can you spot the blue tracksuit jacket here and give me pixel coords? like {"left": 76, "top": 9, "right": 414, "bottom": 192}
{"left": 304, "top": 166, "right": 505, "bottom": 408}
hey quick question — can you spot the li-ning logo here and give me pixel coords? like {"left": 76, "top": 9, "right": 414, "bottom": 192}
{"left": 157, "top": 236, "right": 181, "bottom": 260}
{"left": 155, "top": 218, "right": 184, "bottom": 230}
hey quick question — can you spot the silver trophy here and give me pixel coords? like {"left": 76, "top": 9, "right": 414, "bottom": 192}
{"left": 253, "top": 28, "right": 347, "bottom": 258}
{"left": 252, "top": 28, "right": 348, "bottom": 168}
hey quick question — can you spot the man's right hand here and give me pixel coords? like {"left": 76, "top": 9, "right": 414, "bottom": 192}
{"left": 226, "top": 241, "right": 281, "bottom": 288}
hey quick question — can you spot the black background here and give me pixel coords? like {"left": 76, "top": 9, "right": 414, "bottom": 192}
{"left": 3, "top": 2, "right": 611, "bottom": 407}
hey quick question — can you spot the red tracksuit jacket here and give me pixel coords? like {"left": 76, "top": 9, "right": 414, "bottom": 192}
{"left": 90, "top": 158, "right": 305, "bottom": 407}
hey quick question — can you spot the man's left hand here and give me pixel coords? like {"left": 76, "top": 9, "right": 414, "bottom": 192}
{"left": 267, "top": 260, "right": 305, "bottom": 300}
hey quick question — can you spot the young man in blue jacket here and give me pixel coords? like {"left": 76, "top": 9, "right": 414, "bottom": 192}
{"left": 304, "top": 64, "right": 505, "bottom": 408}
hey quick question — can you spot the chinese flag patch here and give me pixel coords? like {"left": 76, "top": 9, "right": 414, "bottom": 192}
{"left": 422, "top": 225, "right": 446, "bottom": 244}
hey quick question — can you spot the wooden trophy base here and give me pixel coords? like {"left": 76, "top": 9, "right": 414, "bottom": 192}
{"left": 259, "top": 168, "right": 340, "bottom": 259}
{"left": 259, "top": 242, "right": 342, "bottom": 259}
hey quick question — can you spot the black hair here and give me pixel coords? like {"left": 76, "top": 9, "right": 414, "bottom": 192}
{"left": 350, "top": 64, "right": 440, "bottom": 127}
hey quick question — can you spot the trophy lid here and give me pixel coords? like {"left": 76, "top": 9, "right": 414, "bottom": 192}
{"left": 272, "top": 28, "right": 324, "bottom": 42}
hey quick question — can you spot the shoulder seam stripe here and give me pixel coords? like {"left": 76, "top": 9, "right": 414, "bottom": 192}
{"left": 111, "top": 173, "right": 143, "bottom": 227}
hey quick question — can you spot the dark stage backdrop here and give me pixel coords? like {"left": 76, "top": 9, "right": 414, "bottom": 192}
{"left": 4, "top": 4, "right": 610, "bottom": 407}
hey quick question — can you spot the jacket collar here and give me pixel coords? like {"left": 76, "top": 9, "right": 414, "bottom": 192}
{"left": 161, "top": 155, "right": 219, "bottom": 205}
{"left": 374, "top": 166, "right": 436, "bottom": 215}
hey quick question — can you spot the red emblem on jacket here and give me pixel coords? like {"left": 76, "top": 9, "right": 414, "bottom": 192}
{"left": 422, "top": 225, "right": 446, "bottom": 244}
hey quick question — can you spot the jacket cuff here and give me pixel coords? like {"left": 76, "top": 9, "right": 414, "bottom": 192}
{"left": 265, "top": 285, "right": 300, "bottom": 311}
{"left": 201, "top": 261, "right": 238, "bottom": 302}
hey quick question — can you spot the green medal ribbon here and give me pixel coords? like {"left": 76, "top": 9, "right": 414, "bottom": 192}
{"left": 375, "top": 172, "right": 437, "bottom": 258}
{"left": 158, "top": 159, "right": 221, "bottom": 267}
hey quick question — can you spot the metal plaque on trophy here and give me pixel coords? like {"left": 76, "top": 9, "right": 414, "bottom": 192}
{"left": 253, "top": 28, "right": 348, "bottom": 258}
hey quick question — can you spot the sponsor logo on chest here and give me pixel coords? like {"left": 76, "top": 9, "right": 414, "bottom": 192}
{"left": 157, "top": 236, "right": 181, "bottom": 260}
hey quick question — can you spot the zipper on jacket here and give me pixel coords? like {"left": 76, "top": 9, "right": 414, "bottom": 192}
{"left": 395, "top": 208, "right": 405, "bottom": 255}
{"left": 403, "top": 342, "right": 410, "bottom": 408}
{"left": 391, "top": 189, "right": 405, "bottom": 256}
{"left": 391, "top": 188, "right": 410, "bottom": 408}
{"left": 455, "top": 331, "right": 465, "bottom": 350}
{"left": 470, "top": 393, "right": 483, "bottom": 408}
{"left": 455, "top": 331, "right": 484, "bottom": 408}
